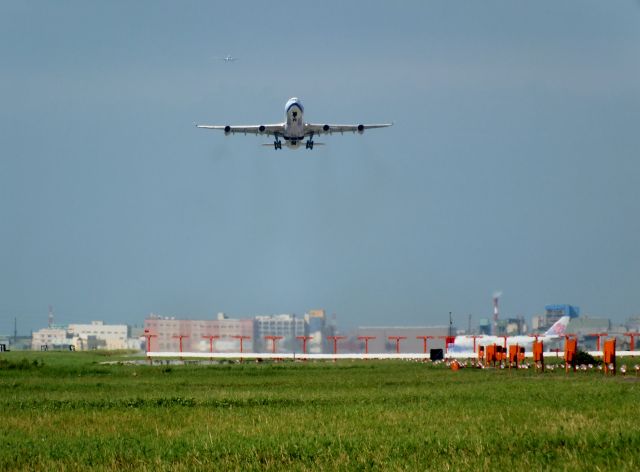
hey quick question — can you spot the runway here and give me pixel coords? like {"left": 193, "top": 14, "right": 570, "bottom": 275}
{"left": 145, "top": 351, "right": 640, "bottom": 360}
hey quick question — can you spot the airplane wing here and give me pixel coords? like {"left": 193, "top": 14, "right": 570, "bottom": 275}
{"left": 304, "top": 122, "right": 393, "bottom": 135}
{"left": 196, "top": 123, "right": 285, "bottom": 136}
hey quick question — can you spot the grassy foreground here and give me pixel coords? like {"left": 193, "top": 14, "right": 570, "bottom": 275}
{"left": 1, "top": 351, "right": 639, "bottom": 471}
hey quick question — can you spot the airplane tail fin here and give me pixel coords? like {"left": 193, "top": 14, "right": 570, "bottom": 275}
{"left": 543, "top": 316, "right": 570, "bottom": 337}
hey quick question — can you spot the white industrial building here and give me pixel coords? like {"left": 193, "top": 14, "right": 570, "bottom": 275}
{"left": 31, "top": 327, "right": 70, "bottom": 350}
{"left": 32, "top": 321, "right": 135, "bottom": 351}
{"left": 68, "top": 321, "right": 129, "bottom": 350}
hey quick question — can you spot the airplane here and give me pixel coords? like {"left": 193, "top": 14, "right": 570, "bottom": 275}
{"left": 196, "top": 97, "right": 393, "bottom": 150}
{"left": 447, "top": 316, "right": 571, "bottom": 354}
{"left": 221, "top": 55, "right": 237, "bottom": 62}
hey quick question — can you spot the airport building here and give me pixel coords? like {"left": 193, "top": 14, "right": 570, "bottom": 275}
{"left": 625, "top": 315, "right": 640, "bottom": 333}
{"left": 354, "top": 326, "right": 452, "bottom": 354}
{"left": 495, "top": 317, "right": 527, "bottom": 336}
{"left": 531, "top": 305, "right": 580, "bottom": 333}
{"left": 565, "top": 317, "right": 612, "bottom": 350}
{"left": 566, "top": 317, "right": 611, "bottom": 336}
{"left": 0, "top": 334, "right": 31, "bottom": 351}
{"left": 545, "top": 304, "right": 580, "bottom": 325}
{"left": 478, "top": 318, "right": 491, "bottom": 335}
{"left": 143, "top": 310, "right": 336, "bottom": 353}
{"left": 143, "top": 313, "right": 254, "bottom": 352}
{"left": 254, "top": 314, "right": 306, "bottom": 352}
{"left": 306, "top": 309, "right": 333, "bottom": 354}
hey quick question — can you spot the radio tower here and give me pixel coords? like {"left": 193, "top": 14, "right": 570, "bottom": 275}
{"left": 492, "top": 292, "right": 501, "bottom": 336}
{"left": 48, "top": 305, "right": 54, "bottom": 328}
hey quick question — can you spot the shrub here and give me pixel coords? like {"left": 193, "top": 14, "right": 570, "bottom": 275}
{"left": 574, "top": 350, "right": 599, "bottom": 366}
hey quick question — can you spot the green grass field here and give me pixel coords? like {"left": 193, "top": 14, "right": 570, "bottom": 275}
{"left": 1, "top": 351, "right": 639, "bottom": 471}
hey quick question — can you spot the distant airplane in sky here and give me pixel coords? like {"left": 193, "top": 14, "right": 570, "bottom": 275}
{"left": 196, "top": 97, "right": 393, "bottom": 150}
{"left": 221, "top": 55, "right": 237, "bottom": 62}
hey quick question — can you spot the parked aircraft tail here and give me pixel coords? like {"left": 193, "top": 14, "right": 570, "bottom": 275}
{"left": 543, "top": 316, "right": 570, "bottom": 337}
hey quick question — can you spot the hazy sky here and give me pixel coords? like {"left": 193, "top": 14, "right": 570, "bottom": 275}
{"left": 2, "top": 1, "right": 639, "bottom": 334}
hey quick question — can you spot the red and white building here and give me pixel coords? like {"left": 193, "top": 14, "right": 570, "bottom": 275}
{"left": 143, "top": 313, "right": 254, "bottom": 352}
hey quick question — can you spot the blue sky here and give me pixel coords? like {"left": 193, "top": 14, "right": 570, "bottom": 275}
{"left": 1, "top": 1, "right": 639, "bottom": 334}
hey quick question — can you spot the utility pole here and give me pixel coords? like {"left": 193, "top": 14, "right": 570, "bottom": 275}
{"left": 449, "top": 312, "right": 453, "bottom": 337}
{"left": 292, "top": 314, "right": 296, "bottom": 353}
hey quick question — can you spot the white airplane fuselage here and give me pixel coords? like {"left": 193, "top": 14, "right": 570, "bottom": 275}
{"left": 449, "top": 334, "right": 560, "bottom": 352}
{"left": 283, "top": 98, "right": 306, "bottom": 149}
{"left": 448, "top": 316, "right": 571, "bottom": 354}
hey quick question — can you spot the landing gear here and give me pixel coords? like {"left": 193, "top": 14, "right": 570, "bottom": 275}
{"left": 273, "top": 137, "right": 282, "bottom": 150}
{"left": 305, "top": 132, "right": 314, "bottom": 150}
